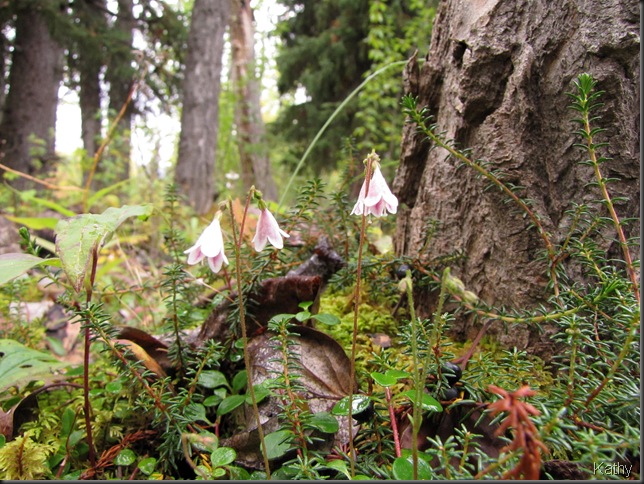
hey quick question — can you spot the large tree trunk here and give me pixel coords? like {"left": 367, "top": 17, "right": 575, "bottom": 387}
{"left": 393, "top": 0, "right": 639, "bottom": 354}
{"left": 230, "top": 0, "right": 277, "bottom": 201}
{"left": 176, "top": 0, "right": 230, "bottom": 214}
{"left": 0, "top": 3, "right": 64, "bottom": 188}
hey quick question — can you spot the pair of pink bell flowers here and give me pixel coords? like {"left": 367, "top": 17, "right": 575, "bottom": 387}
{"left": 184, "top": 208, "right": 289, "bottom": 274}
{"left": 185, "top": 155, "right": 397, "bottom": 274}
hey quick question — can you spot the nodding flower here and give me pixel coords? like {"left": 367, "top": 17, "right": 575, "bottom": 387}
{"left": 252, "top": 207, "right": 290, "bottom": 251}
{"left": 351, "top": 153, "right": 398, "bottom": 217}
{"left": 184, "top": 213, "right": 229, "bottom": 274}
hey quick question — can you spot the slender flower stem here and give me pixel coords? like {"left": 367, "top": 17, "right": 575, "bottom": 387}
{"left": 348, "top": 157, "right": 374, "bottom": 478}
{"left": 403, "top": 271, "right": 421, "bottom": 479}
{"left": 227, "top": 197, "right": 271, "bottom": 478}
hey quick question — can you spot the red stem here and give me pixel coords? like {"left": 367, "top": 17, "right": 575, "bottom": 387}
{"left": 385, "top": 387, "right": 401, "bottom": 457}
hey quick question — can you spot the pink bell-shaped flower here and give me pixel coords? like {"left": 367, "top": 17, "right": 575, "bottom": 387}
{"left": 351, "top": 161, "right": 398, "bottom": 217}
{"left": 184, "top": 214, "right": 229, "bottom": 274}
{"left": 252, "top": 207, "right": 290, "bottom": 251}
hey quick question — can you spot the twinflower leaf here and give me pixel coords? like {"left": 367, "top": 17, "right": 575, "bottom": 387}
{"left": 55, "top": 205, "right": 153, "bottom": 292}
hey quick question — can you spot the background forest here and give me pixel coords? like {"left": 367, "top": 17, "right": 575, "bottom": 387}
{"left": 0, "top": 0, "right": 640, "bottom": 481}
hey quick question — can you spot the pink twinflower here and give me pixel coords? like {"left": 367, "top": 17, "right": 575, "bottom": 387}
{"left": 351, "top": 163, "right": 398, "bottom": 217}
{"left": 184, "top": 214, "right": 229, "bottom": 274}
{"left": 252, "top": 207, "right": 290, "bottom": 251}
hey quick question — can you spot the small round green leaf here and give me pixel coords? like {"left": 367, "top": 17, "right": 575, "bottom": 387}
{"left": 392, "top": 455, "right": 432, "bottom": 480}
{"left": 308, "top": 412, "right": 339, "bottom": 433}
{"left": 211, "top": 447, "right": 236, "bottom": 467}
{"left": 114, "top": 448, "right": 136, "bottom": 466}
{"left": 198, "top": 370, "right": 229, "bottom": 389}
{"left": 105, "top": 381, "right": 123, "bottom": 394}
{"left": 331, "top": 394, "right": 371, "bottom": 416}
{"left": 264, "top": 430, "right": 293, "bottom": 460}
{"left": 385, "top": 369, "right": 410, "bottom": 379}
{"left": 371, "top": 371, "right": 398, "bottom": 387}
{"left": 137, "top": 457, "right": 157, "bottom": 476}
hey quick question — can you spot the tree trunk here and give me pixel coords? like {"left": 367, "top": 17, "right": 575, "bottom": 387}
{"left": 104, "top": 0, "right": 135, "bottom": 185}
{"left": 76, "top": 0, "right": 107, "bottom": 182}
{"left": 176, "top": 0, "right": 230, "bottom": 214}
{"left": 230, "top": 0, "right": 277, "bottom": 201}
{"left": 393, "top": 0, "right": 639, "bottom": 354}
{"left": 0, "top": 3, "right": 64, "bottom": 187}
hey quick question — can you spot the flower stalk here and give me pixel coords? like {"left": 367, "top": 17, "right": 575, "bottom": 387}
{"left": 227, "top": 197, "right": 272, "bottom": 478}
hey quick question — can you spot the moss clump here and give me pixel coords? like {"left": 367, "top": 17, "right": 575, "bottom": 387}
{"left": 318, "top": 289, "right": 399, "bottom": 349}
{"left": 0, "top": 431, "right": 56, "bottom": 480}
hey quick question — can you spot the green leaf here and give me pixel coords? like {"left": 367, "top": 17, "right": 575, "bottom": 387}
{"left": 211, "top": 467, "right": 226, "bottom": 478}
{"left": 312, "top": 313, "right": 341, "bottom": 325}
{"left": 198, "top": 370, "right": 229, "bottom": 389}
{"left": 392, "top": 453, "right": 432, "bottom": 480}
{"left": 307, "top": 412, "right": 339, "bottom": 433}
{"left": 331, "top": 394, "right": 371, "bottom": 416}
{"left": 105, "top": 381, "right": 123, "bottom": 394}
{"left": 203, "top": 395, "right": 223, "bottom": 407}
{"left": 371, "top": 371, "right": 398, "bottom": 387}
{"left": 232, "top": 370, "right": 247, "bottom": 392}
{"left": 55, "top": 204, "right": 153, "bottom": 292}
{"left": 0, "top": 339, "right": 69, "bottom": 393}
{"left": 184, "top": 431, "right": 218, "bottom": 452}
{"left": 217, "top": 394, "right": 245, "bottom": 416}
{"left": 227, "top": 466, "right": 250, "bottom": 480}
{"left": 17, "top": 192, "right": 76, "bottom": 217}
{"left": 137, "top": 457, "right": 157, "bottom": 476}
{"left": 264, "top": 430, "right": 293, "bottom": 460}
{"left": 60, "top": 407, "right": 76, "bottom": 437}
{"left": 401, "top": 390, "right": 443, "bottom": 413}
{"left": 385, "top": 369, "right": 410, "bottom": 379}
{"left": 3, "top": 216, "right": 59, "bottom": 230}
{"left": 210, "top": 447, "right": 236, "bottom": 467}
{"left": 245, "top": 384, "right": 270, "bottom": 405}
{"left": 0, "top": 253, "right": 59, "bottom": 286}
{"left": 184, "top": 403, "right": 211, "bottom": 424}
{"left": 295, "top": 310, "right": 311, "bottom": 322}
{"left": 114, "top": 448, "right": 136, "bottom": 466}
{"left": 324, "top": 459, "right": 350, "bottom": 479}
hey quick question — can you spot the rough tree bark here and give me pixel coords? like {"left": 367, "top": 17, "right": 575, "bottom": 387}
{"left": 393, "top": 0, "right": 639, "bottom": 355}
{"left": 0, "top": 3, "right": 64, "bottom": 187}
{"left": 230, "top": 0, "right": 277, "bottom": 201}
{"left": 176, "top": 0, "right": 231, "bottom": 214}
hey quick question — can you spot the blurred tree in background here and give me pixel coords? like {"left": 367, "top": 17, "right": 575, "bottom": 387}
{"left": 270, "top": 0, "right": 437, "bottom": 180}
{"left": 0, "top": 0, "right": 438, "bottom": 209}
